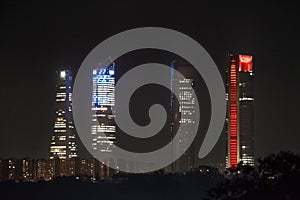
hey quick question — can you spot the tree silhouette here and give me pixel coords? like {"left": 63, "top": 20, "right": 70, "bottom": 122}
{"left": 206, "top": 151, "right": 300, "bottom": 200}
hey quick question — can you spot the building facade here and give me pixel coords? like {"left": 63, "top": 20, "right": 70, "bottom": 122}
{"left": 48, "top": 70, "right": 78, "bottom": 177}
{"left": 169, "top": 62, "right": 197, "bottom": 173}
{"left": 49, "top": 70, "right": 78, "bottom": 160}
{"left": 91, "top": 63, "right": 116, "bottom": 153}
{"left": 91, "top": 63, "right": 116, "bottom": 176}
{"left": 226, "top": 54, "right": 255, "bottom": 168}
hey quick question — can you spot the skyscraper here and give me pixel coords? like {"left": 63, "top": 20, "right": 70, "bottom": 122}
{"left": 91, "top": 62, "right": 116, "bottom": 170}
{"left": 49, "top": 70, "right": 78, "bottom": 160}
{"left": 170, "top": 62, "right": 197, "bottom": 172}
{"left": 226, "top": 54, "right": 255, "bottom": 168}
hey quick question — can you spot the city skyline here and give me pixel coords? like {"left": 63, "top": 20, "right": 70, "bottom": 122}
{"left": 0, "top": 1, "right": 299, "bottom": 165}
{"left": 1, "top": 2, "right": 299, "bottom": 200}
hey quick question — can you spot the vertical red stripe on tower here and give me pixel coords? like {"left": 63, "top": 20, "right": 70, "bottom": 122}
{"left": 229, "top": 58, "right": 238, "bottom": 168}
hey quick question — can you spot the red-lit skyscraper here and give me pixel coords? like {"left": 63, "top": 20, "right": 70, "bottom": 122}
{"left": 226, "top": 54, "right": 254, "bottom": 168}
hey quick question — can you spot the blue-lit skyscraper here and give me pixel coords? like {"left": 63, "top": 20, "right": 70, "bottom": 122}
{"left": 91, "top": 63, "right": 116, "bottom": 153}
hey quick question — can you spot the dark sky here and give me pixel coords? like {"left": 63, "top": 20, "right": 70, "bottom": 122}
{"left": 0, "top": 1, "right": 299, "bottom": 164}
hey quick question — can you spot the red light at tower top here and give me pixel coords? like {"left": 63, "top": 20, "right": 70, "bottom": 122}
{"left": 239, "top": 55, "right": 253, "bottom": 72}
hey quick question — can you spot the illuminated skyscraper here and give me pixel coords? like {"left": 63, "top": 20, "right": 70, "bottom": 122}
{"left": 91, "top": 63, "right": 116, "bottom": 153}
{"left": 170, "top": 62, "right": 197, "bottom": 172}
{"left": 226, "top": 54, "right": 254, "bottom": 168}
{"left": 90, "top": 62, "right": 116, "bottom": 177}
{"left": 49, "top": 70, "right": 77, "bottom": 160}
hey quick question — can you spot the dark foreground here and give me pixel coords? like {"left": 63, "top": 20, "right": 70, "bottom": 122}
{"left": 1, "top": 151, "right": 299, "bottom": 200}
{"left": 0, "top": 173, "right": 222, "bottom": 200}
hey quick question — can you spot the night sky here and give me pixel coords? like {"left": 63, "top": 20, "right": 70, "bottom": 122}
{"left": 0, "top": 1, "right": 299, "bottom": 164}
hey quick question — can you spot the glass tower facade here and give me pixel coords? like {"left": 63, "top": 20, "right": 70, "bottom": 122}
{"left": 226, "top": 54, "right": 254, "bottom": 168}
{"left": 170, "top": 62, "right": 197, "bottom": 172}
{"left": 49, "top": 70, "right": 77, "bottom": 160}
{"left": 91, "top": 63, "right": 116, "bottom": 153}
